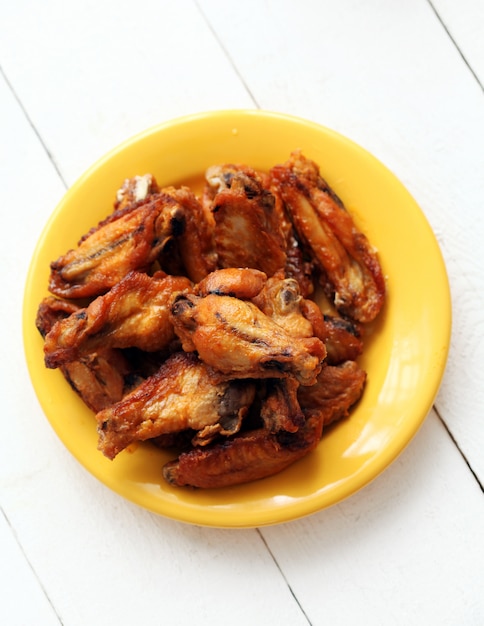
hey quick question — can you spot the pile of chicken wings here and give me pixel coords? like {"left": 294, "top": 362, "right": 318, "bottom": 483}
{"left": 36, "top": 151, "right": 385, "bottom": 488}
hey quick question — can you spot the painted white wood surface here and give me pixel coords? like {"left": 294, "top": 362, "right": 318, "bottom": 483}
{"left": 431, "top": 0, "right": 484, "bottom": 84}
{"left": 1, "top": 1, "right": 483, "bottom": 625}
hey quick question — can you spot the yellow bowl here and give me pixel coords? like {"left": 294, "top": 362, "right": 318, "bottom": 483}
{"left": 23, "top": 110, "right": 451, "bottom": 527}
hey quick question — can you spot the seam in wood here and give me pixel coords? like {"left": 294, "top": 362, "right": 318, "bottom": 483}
{"left": 257, "top": 529, "right": 313, "bottom": 626}
{"left": 426, "top": 0, "right": 484, "bottom": 93}
{"left": 434, "top": 404, "right": 484, "bottom": 493}
{"left": 1, "top": 506, "right": 65, "bottom": 625}
{"left": 0, "top": 64, "right": 68, "bottom": 189}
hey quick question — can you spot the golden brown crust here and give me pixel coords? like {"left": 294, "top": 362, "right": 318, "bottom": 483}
{"left": 96, "top": 352, "right": 256, "bottom": 460}
{"left": 301, "top": 299, "right": 363, "bottom": 364}
{"left": 270, "top": 151, "right": 385, "bottom": 322}
{"left": 49, "top": 194, "right": 186, "bottom": 299}
{"left": 170, "top": 291, "right": 326, "bottom": 385}
{"left": 36, "top": 295, "right": 139, "bottom": 412}
{"left": 204, "top": 164, "right": 287, "bottom": 276}
{"left": 162, "top": 412, "right": 323, "bottom": 489}
{"left": 251, "top": 270, "right": 314, "bottom": 339}
{"left": 43, "top": 271, "right": 192, "bottom": 368}
{"left": 298, "top": 360, "right": 366, "bottom": 426}
{"left": 196, "top": 267, "right": 267, "bottom": 300}
{"left": 162, "top": 186, "right": 218, "bottom": 282}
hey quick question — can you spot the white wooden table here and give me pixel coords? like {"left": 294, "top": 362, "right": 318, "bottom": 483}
{"left": 1, "top": 2, "right": 483, "bottom": 624}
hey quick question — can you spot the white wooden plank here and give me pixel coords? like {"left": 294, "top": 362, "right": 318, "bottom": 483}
{"left": 0, "top": 511, "right": 60, "bottom": 626}
{"left": 261, "top": 411, "right": 484, "bottom": 625}
{"left": 3, "top": 447, "right": 310, "bottom": 626}
{"left": 198, "top": 0, "right": 484, "bottom": 483}
{"left": 0, "top": 0, "right": 255, "bottom": 186}
{"left": 431, "top": 0, "right": 484, "bottom": 85}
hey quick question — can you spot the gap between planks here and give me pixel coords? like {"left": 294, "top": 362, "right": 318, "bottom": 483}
{"left": 426, "top": 0, "right": 484, "bottom": 92}
{"left": 193, "top": 0, "right": 261, "bottom": 108}
{"left": 0, "top": 64, "right": 68, "bottom": 189}
{"left": 1, "top": 506, "right": 65, "bottom": 625}
{"left": 257, "top": 528, "right": 313, "bottom": 626}
{"left": 434, "top": 405, "right": 484, "bottom": 493}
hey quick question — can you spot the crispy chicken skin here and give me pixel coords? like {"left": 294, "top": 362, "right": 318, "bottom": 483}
{"left": 170, "top": 292, "right": 326, "bottom": 385}
{"left": 36, "top": 296, "right": 138, "bottom": 412}
{"left": 43, "top": 271, "right": 192, "bottom": 369}
{"left": 49, "top": 193, "right": 186, "bottom": 299}
{"left": 251, "top": 270, "right": 314, "bottom": 339}
{"left": 298, "top": 360, "right": 366, "bottom": 426}
{"left": 260, "top": 377, "right": 305, "bottom": 433}
{"left": 266, "top": 180, "right": 316, "bottom": 298}
{"left": 204, "top": 164, "right": 287, "bottom": 276}
{"left": 317, "top": 314, "right": 363, "bottom": 365}
{"left": 36, "top": 296, "right": 81, "bottom": 337}
{"left": 59, "top": 352, "right": 136, "bottom": 412}
{"left": 196, "top": 267, "right": 267, "bottom": 300}
{"left": 162, "top": 412, "right": 323, "bottom": 489}
{"left": 162, "top": 186, "right": 218, "bottom": 282}
{"left": 270, "top": 151, "right": 385, "bottom": 322}
{"left": 250, "top": 271, "right": 361, "bottom": 364}
{"left": 283, "top": 230, "right": 315, "bottom": 298}
{"left": 96, "top": 352, "right": 256, "bottom": 460}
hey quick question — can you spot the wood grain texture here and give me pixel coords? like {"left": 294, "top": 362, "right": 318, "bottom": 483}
{"left": 0, "top": 0, "right": 255, "bottom": 186}
{"left": 261, "top": 412, "right": 484, "bottom": 625}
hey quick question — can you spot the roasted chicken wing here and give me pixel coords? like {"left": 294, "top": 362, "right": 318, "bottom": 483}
{"left": 162, "top": 186, "right": 217, "bottom": 282}
{"left": 250, "top": 271, "right": 361, "bottom": 364}
{"left": 204, "top": 164, "right": 287, "bottom": 276}
{"left": 298, "top": 360, "right": 366, "bottom": 426}
{"left": 251, "top": 270, "right": 314, "bottom": 339}
{"left": 170, "top": 291, "right": 326, "bottom": 385}
{"left": 49, "top": 193, "right": 186, "bottom": 299}
{"left": 36, "top": 296, "right": 138, "bottom": 412}
{"left": 43, "top": 271, "right": 192, "bottom": 369}
{"left": 162, "top": 412, "right": 323, "bottom": 489}
{"left": 96, "top": 352, "right": 256, "bottom": 459}
{"left": 300, "top": 298, "right": 364, "bottom": 364}
{"left": 270, "top": 151, "right": 385, "bottom": 322}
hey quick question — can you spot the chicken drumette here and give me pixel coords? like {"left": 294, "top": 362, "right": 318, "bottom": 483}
{"left": 36, "top": 296, "right": 139, "bottom": 412}
{"left": 298, "top": 360, "right": 367, "bottom": 427}
{"left": 170, "top": 288, "right": 326, "bottom": 385}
